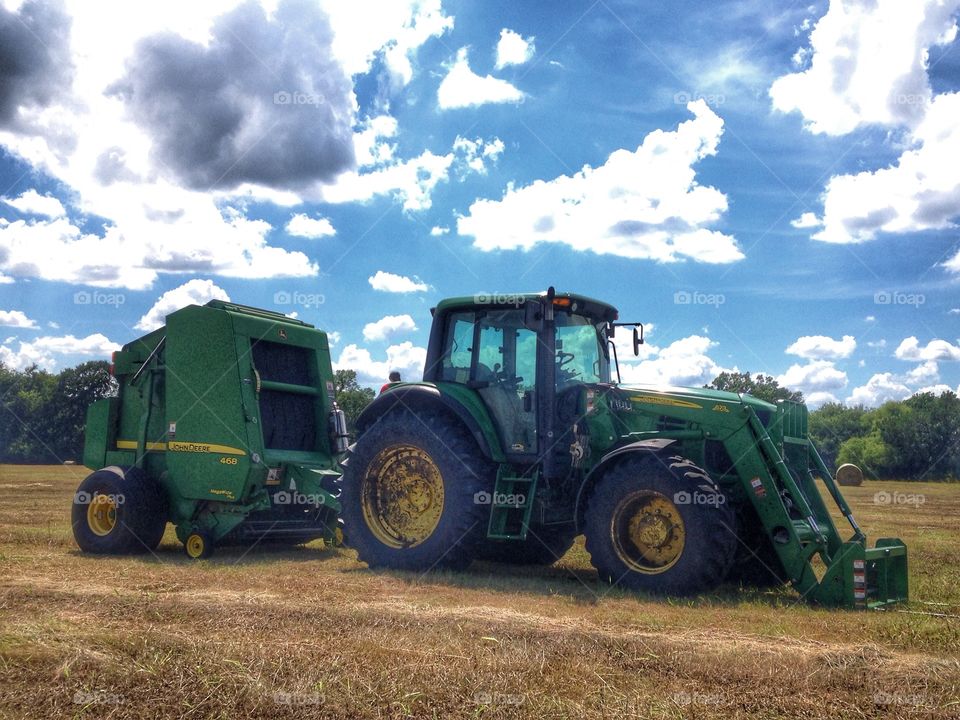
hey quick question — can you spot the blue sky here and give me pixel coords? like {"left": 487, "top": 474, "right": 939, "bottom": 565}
{"left": 0, "top": 0, "right": 959, "bottom": 405}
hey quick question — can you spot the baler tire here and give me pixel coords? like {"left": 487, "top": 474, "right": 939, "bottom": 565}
{"left": 475, "top": 525, "right": 577, "bottom": 566}
{"left": 72, "top": 467, "right": 167, "bottom": 555}
{"left": 584, "top": 454, "right": 737, "bottom": 596}
{"left": 340, "top": 409, "right": 494, "bottom": 572}
{"left": 184, "top": 531, "right": 214, "bottom": 560}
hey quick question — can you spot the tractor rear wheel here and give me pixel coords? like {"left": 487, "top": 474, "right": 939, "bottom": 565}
{"left": 340, "top": 410, "right": 494, "bottom": 571}
{"left": 475, "top": 524, "right": 577, "bottom": 566}
{"left": 72, "top": 466, "right": 167, "bottom": 554}
{"left": 584, "top": 454, "right": 736, "bottom": 596}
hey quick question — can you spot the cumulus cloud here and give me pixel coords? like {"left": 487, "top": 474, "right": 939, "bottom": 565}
{"left": 617, "top": 334, "right": 732, "bottom": 387}
{"left": 894, "top": 336, "right": 960, "bottom": 362}
{"left": 135, "top": 279, "right": 230, "bottom": 331}
{"left": 790, "top": 212, "right": 821, "bottom": 229}
{"left": 457, "top": 101, "right": 742, "bottom": 264}
{"left": 495, "top": 28, "right": 535, "bottom": 69}
{"left": 0, "top": 333, "right": 120, "bottom": 371}
{"left": 321, "top": 119, "right": 503, "bottom": 210}
{"left": 0, "top": 0, "right": 73, "bottom": 131}
{"left": 438, "top": 48, "right": 525, "bottom": 109}
{"left": 770, "top": 0, "right": 960, "bottom": 135}
{"left": 770, "top": 1, "right": 960, "bottom": 256}
{"left": 334, "top": 340, "right": 425, "bottom": 385}
{"left": 0, "top": 310, "right": 38, "bottom": 329}
{"left": 362, "top": 314, "right": 417, "bottom": 342}
{"left": 285, "top": 213, "right": 336, "bottom": 239}
{"left": 777, "top": 360, "right": 848, "bottom": 395}
{"left": 785, "top": 334, "right": 856, "bottom": 359}
{"left": 110, "top": 0, "right": 355, "bottom": 191}
{"left": 368, "top": 271, "right": 428, "bottom": 293}
{"left": 846, "top": 372, "right": 913, "bottom": 406}
{"left": 0, "top": 211, "right": 317, "bottom": 289}
{"left": 905, "top": 359, "right": 939, "bottom": 385}
{"left": 1, "top": 189, "right": 66, "bottom": 218}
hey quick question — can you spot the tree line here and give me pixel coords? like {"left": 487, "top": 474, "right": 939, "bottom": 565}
{"left": 2, "top": 362, "right": 957, "bottom": 480}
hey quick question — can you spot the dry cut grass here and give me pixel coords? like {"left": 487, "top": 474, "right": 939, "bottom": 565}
{"left": 0, "top": 465, "right": 958, "bottom": 719}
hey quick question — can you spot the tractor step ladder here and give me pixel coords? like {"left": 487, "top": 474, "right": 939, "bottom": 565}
{"left": 487, "top": 466, "right": 538, "bottom": 540}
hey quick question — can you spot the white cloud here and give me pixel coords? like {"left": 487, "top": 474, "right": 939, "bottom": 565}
{"left": 785, "top": 334, "right": 856, "bottom": 359}
{"left": 790, "top": 211, "right": 821, "bottom": 229}
{"left": 285, "top": 213, "right": 336, "bottom": 239}
{"left": 362, "top": 314, "right": 417, "bottom": 342}
{"left": 949, "top": 308, "right": 960, "bottom": 315}
{"left": 437, "top": 48, "right": 525, "bottom": 109}
{"left": 770, "top": 0, "right": 960, "bottom": 135}
{"left": 617, "top": 335, "right": 732, "bottom": 387}
{"left": 777, "top": 360, "right": 848, "bottom": 394}
{"left": 1, "top": 189, "right": 66, "bottom": 218}
{"left": 866, "top": 338, "right": 887, "bottom": 349}
{"left": 0, "top": 310, "right": 38, "bottom": 329}
{"left": 495, "top": 28, "right": 535, "bottom": 69}
{"left": 0, "top": 333, "right": 120, "bottom": 371}
{"left": 326, "top": 330, "right": 341, "bottom": 346}
{"left": 334, "top": 340, "right": 425, "bottom": 386}
{"left": 905, "top": 359, "right": 939, "bottom": 385}
{"left": 913, "top": 384, "right": 955, "bottom": 397}
{"left": 430, "top": 226, "right": 449, "bottom": 236}
{"left": 846, "top": 372, "right": 913, "bottom": 406}
{"left": 457, "top": 100, "right": 742, "bottom": 264}
{"left": 0, "top": 1, "right": 459, "bottom": 288}
{"left": 865, "top": 315, "right": 876, "bottom": 323}
{"left": 814, "top": 92, "right": 960, "bottom": 245}
{"left": 135, "top": 279, "right": 230, "bottom": 331}
{"left": 368, "top": 271, "right": 428, "bottom": 293}
{"left": 894, "top": 336, "right": 960, "bottom": 362}
{"left": 806, "top": 391, "right": 839, "bottom": 408}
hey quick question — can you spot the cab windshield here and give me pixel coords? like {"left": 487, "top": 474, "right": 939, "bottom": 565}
{"left": 555, "top": 311, "right": 610, "bottom": 385}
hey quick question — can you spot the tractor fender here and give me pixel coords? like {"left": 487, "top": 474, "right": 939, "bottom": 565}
{"left": 355, "top": 384, "right": 504, "bottom": 462}
{"left": 574, "top": 438, "right": 677, "bottom": 531}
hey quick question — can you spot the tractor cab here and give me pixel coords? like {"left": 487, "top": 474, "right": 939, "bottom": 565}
{"left": 424, "top": 289, "right": 624, "bottom": 470}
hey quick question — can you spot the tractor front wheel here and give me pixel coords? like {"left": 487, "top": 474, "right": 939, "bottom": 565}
{"left": 584, "top": 454, "right": 736, "bottom": 596}
{"left": 340, "top": 410, "right": 494, "bottom": 571}
{"left": 72, "top": 466, "right": 167, "bottom": 554}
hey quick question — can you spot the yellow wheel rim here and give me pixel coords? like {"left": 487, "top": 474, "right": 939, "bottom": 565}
{"left": 611, "top": 491, "right": 685, "bottom": 574}
{"left": 87, "top": 494, "right": 118, "bottom": 536}
{"left": 186, "top": 534, "right": 206, "bottom": 559}
{"left": 361, "top": 444, "right": 444, "bottom": 549}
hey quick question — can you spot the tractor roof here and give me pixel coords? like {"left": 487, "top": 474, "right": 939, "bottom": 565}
{"left": 433, "top": 291, "right": 619, "bottom": 321}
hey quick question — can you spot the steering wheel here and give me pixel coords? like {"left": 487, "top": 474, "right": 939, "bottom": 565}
{"left": 557, "top": 351, "right": 575, "bottom": 369}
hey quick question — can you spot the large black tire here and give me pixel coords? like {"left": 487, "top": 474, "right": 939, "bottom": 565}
{"left": 584, "top": 454, "right": 736, "bottom": 596}
{"left": 72, "top": 466, "right": 167, "bottom": 554}
{"left": 475, "top": 523, "right": 577, "bottom": 566}
{"left": 727, "top": 506, "right": 788, "bottom": 588}
{"left": 340, "top": 410, "right": 494, "bottom": 571}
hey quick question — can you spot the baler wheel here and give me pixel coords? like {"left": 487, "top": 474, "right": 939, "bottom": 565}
{"left": 72, "top": 466, "right": 167, "bottom": 555}
{"left": 184, "top": 531, "right": 214, "bottom": 560}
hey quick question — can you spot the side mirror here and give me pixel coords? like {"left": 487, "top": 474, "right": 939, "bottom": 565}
{"left": 632, "top": 327, "right": 641, "bottom": 356}
{"left": 607, "top": 322, "right": 615, "bottom": 338}
{"left": 523, "top": 300, "right": 542, "bottom": 331}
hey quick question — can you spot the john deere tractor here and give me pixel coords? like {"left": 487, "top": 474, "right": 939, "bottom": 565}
{"left": 341, "top": 289, "right": 908, "bottom": 608}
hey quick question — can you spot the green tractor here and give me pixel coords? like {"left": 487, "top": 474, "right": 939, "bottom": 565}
{"left": 72, "top": 300, "right": 347, "bottom": 559}
{"left": 341, "top": 289, "right": 908, "bottom": 608}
